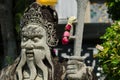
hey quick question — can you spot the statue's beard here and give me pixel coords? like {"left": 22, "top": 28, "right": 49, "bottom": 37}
{"left": 16, "top": 49, "right": 44, "bottom": 80}
{"left": 25, "top": 49, "right": 37, "bottom": 80}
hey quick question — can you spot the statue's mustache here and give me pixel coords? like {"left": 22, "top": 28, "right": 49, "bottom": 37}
{"left": 25, "top": 50, "right": 34, "bottom": 58}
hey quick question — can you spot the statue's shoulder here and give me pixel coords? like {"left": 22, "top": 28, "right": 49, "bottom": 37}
{"left": 0, "top": 57, "right": 20, "bottom": 80}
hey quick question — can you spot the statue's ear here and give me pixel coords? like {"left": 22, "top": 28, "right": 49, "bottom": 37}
{"left": 46, "top": 23, "right": 59, "bottom": 47}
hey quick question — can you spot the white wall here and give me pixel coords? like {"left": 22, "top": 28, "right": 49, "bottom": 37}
{"left": 55, "top": 0, "right": 77, "bottom": 24}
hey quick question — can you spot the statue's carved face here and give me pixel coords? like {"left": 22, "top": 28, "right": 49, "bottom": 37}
{"left": 16, "top": 23, "right": 53, "bottom": 80}
{"left": 21, "top": 24, "right": 46, "bottom": 60}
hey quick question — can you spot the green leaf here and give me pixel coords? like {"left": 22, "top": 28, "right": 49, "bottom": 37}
{"left": 102, "top": 64, "right": 108, "bottom": 71}
{"left": 111, "top": 59, "right": 119, "bottom": 65}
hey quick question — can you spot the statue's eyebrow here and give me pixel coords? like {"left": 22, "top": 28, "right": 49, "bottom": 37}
{"left": 22, "top": 34, "right": 43, "bottom": 39}
{"left": 22, "top": 35, "right": 29, "bottom": 39}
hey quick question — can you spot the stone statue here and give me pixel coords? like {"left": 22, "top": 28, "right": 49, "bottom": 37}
{"left": 0, "top": 2, "right": 96, "bottom": 80}
{"left": 16, "top": 2, "right": 58, "bottom": 80}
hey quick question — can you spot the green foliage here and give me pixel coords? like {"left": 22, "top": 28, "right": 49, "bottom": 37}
{"left": 107, "top": 0, "right": 120, "bottom": 20}
{"left": 96, "top": 21, "right": 120, "bottom": 80}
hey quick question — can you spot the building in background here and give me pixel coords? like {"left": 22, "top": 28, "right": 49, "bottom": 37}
{"left": 56, "top": 0, "right": 112, "bottom": 23}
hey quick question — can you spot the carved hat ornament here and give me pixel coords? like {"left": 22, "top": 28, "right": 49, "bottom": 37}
{"left": 20, "top": 2, "right": 58, "bottom": 47}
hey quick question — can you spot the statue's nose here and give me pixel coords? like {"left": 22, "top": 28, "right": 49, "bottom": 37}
{"left": 25, "top": 40, "right": 34, "bottom": 50}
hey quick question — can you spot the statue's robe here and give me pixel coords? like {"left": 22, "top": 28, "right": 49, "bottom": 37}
{"left": 0, "top": 57, "right": 20, "bottom": 80}
{"left": 0, "top": 56, "right": 97, "bottom": 80}
{"left": 0, "top": 56, "right": 67, "bottom": 80}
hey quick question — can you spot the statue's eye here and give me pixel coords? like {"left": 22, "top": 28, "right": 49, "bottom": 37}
{"left": 39, "top": 35, "right": 43, "bottom": 39}
{"left": 22, "top": 37, "right": 28, "bottom": 42}
{"left": 33, "top": 37, "right": 39, "bottom": 42}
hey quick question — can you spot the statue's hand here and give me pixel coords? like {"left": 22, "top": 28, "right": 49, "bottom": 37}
{"left": 66, "top": 56, "right": 88, "bottom": 80}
